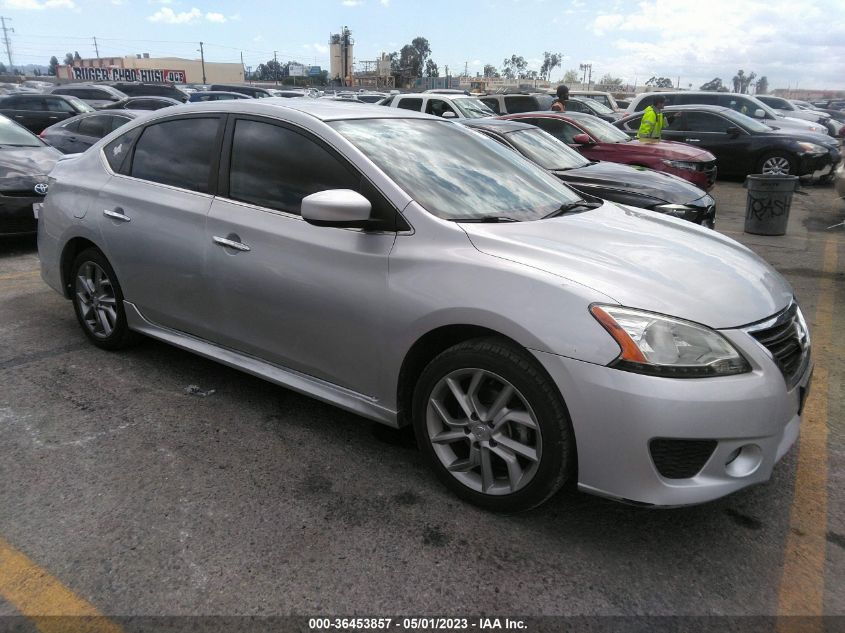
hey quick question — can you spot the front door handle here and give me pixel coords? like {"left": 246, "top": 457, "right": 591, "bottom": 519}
{"left": 684, "top": 138, "right": 701, "bottom": 142}
{"left": 103, "top": 208, "right": 131, "bottom": 222}
{"left": 212, "top": 235, "right": 250, "bottom": 252}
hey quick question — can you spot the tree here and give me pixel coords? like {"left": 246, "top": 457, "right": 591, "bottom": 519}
{"left": 699, "top": 77, "right": 723, "bottom": 91}
{"left": 525, "top": 70, "right": 538, "bottom": 80}
{"left": 73, "top": 51, "right": 82, "bottom": 62}
{"left": 646, "top": 76, "right": 673, "bottom": 88}
{"left": 562, "top": 69, "right": 579, "bottom": 84}
{"left": 424, "top": 59, "right": 439, "bottom": 78}
{"left": 0, "top": 62, "right": 6, "bottom": 74}
{"left": 731, "top": 69, "right": 756, "bottom": 94}
{"left": 539, "top": 51, "right": 562, "bottom": 82}
{"left": 63, "top": 52, "right": 74, "bottom": 66}
{"left": 483, "top": 64, "right": 499, "bottom": 78}
{"left": 755, "top": 76, "right": 768, "bottom": 95}
{"left": 48, "top": 56, "right": 59, "bottom": 76}
{"left": 598, "top": 73, "right": 622, "bottom": 88}
{"left": 502, "top": 55, "right": 528, "bottom": 80}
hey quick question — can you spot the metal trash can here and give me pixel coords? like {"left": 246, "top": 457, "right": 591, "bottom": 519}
{"left": 743, "top": 174, "right": 800, "bottom": 235}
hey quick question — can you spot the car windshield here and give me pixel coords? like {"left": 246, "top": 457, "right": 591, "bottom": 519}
{"left": 0, "top": 116, "right": 41, "bottom": 146}
{"left": 331, "top": 118, "right": 582, "bottom": 221}
{"left": 68, "top": 97, "right": 95, "bottom": 113}
{"left": 452, "top": 98, "right": 496, "bottom": 119}
{"left": 571, "top": 115, "right": 630, "bottom": 142}
{"left": 573, "top": 97, "right": 613, "bottom": 115}
{"left": 506, "top": 128, "right": 590, "bottom": 170}
{"left": 720, "top": 109, "right": 773, "bottom": 132}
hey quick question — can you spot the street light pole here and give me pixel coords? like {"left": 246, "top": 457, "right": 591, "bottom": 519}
{"left": 199, "top": 41, "right": 206, "bottom": 84}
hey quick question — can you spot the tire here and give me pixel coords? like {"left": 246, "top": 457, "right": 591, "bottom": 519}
{"left": 756, "top": 152, "right": 797, "bottom": 176}
{"left": 70, "top": 248, "right": 140, "bottom": 350}
{"left": 411, "top": 337, "right": 575, "bottom": 512}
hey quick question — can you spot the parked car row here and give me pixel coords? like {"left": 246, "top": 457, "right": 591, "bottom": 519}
{"left": 33, "top": 99, "right": 813, "bottom": 512}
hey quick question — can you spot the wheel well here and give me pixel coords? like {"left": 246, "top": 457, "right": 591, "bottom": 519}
{"left": 59, "top": 237, "right": 100, "bottom": 298}
{"left": 396, "top": 325, "right": 519, "bottom": 427}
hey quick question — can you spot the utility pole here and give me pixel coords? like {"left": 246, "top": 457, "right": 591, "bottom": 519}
{"left": 0, "top": 17, "right": 14, "bottom": 72}
{"left": 464, "top": 61, "right": 468, "bottom": 77}
{"left": 273, "top": 50, "right": 278, "bottom": 85}
{"left": 240, "top": 51, "right": 245, "bottom": 82}
{"left": 93, "top": 36, "right": 100, "bottom": 60}
{"left": 198, "top": 41, "right": 206, "bottom": 84}
{"left": 445, "top": 64, "right": 449, "bottom": 90}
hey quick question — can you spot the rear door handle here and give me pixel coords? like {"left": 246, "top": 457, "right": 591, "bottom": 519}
{"left": 685, "top": 138, "right": 701, "bottom": 142}
{"left": 213, "top": 235, "right": 250, "bottom": 252}
{"left": 103, "top": 208, "right": 131, "bottom": 222}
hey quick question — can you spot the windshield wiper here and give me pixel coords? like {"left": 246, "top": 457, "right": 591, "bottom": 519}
{"left": 450, "top": 215, "right": 520, "bottom": 223}
{"left": 542, "top": 200, "right": 603, "bottom": 219}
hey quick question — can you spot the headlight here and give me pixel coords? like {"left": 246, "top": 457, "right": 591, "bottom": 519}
{"left": 590, "top": 305, "right": 751, "bottom": 377}
{"left": 662, "top": 159, "right": 698, "bottom": 171}
{"left": 796, "top": 141, "right": 827, "bottom": 155}
{"left": 652, "top": 203, "right": 694, "bottom": 218}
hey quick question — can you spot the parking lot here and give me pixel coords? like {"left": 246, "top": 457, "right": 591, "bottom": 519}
{"left": 0, "top": 180, "right": 843, "bottom": 629}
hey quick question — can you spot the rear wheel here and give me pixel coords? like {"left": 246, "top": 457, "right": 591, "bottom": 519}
{"left": 757, "top": 152, "right": 797, "bottom": 176}
{"left": 71, "top": 248, "right": 139, "bottom": 350}
{"left": 412, "top": 337, "right": 575, "bottom": 512}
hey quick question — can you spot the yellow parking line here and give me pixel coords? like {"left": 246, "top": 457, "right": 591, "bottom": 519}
{"left": 0, "top": 536, "right": 123, "bottom": 633}
{"left": 777, "top": 237, "right": 838, "bottom": 620}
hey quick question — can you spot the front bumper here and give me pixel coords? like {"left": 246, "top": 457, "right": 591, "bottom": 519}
{"left": 0, "top": 193, "right": 44, "bottom": 236}
{"left": 532, "top": 324, "right": 812, "bottom": 507}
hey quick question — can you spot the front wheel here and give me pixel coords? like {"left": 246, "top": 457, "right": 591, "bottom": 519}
{"left": 757, "top": 152, "right": 797, "bottom": 176}
{"left": 71, "top": 248, "right": 139, "bottom": 350}
{"left": 411, "top": 337, "right": 575, "bottom": 512}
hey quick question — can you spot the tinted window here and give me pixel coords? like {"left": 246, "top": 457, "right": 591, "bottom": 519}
{"left": 679, "top": 112, "right": 733, "bottom": 133}
{"left": 634, "top": 95, "right": 656, "bottom": 112}
{"left": 506, "top": 129, "right": 590, "bottom": 170}
{"left": 45, "top": 98, "right": 77, "bottom": 113}
{"left": 131, "top": 117, "right": 219, "bottom": 192}
{"left": 505, "top": 96, "right": 540, "bottom": 114}
{"left": 563, "top": 99, "right": 587, "bottom": 113}
{"left": 104, "top": 126, "right": 142, "bottom": 175}
{"left": 0, "top": 116, "right": 41, "bottom": 146}
{"left": 77, "top": 115, "right": 112, "bottom": 138}
{"left": 397, "top": 97, "right": 423, "bottom": 111}
{"left": 228, "top": 119, "right": 358, "bottom": 215}
{"left": 479, "top": 97, "right": 500, "bottom": 114}
{"left": 677, "top": 94, "right": 718, "bottom": 106}
{"left": 425, "top": 99, "right": 456, "bottom": 117}
{"left": 527, "top": 117, "right": 581, "bottom": 143}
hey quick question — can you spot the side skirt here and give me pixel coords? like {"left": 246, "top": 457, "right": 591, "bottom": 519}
{"left": 124, "top": 301, "right": 399, "bottom": 428}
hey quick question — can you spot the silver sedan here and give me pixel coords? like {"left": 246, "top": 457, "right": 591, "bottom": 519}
{"left": 38, "top": 100, "right": 812, "bottom": 511}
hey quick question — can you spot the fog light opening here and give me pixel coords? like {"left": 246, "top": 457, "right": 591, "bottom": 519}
{"left": 725, "top": 444, "right": 763, "bottom": 478}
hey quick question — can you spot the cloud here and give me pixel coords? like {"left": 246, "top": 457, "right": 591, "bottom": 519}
{"left": 341, "top": 0, "right": 362, "bottom": 5}
{"left": 148, "top": 6, "right": 201, "bottom": 23}
{"left": 253, "top": 34, "right": 264, "bottom": 42}
{"left": 304, "top": 43, "right": 329, "bottom": 54}
{"left": 591, "top": 13, "right": 623, "bottom": 35}
{"left": 2, "top": 0, "right": 75, "bottom": 9}
{"left": 205, "top": 11, "right": 225, "bottom": 22}
{"left": 380, "top": 0, "right": 389, "bottom": 5}
{"left": 148, "top": 0, "right": 172, "bottom": 3}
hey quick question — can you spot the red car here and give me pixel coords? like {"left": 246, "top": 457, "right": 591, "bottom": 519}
{"left": 498, "top": 111, "right": 718, "bottom": 191}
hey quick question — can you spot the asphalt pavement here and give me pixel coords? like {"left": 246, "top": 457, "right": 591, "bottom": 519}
{"left": 0, "top": 181, "right": 842, "bottom": 631}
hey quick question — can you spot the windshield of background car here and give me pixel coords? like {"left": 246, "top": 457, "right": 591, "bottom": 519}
{"left": 0, "top": 116, "right": 41, "bottom": 146}
{"left": 332, "top": 119, "right": 582, "bottom": 220}
{"left": 506, "top": 128, "right": 590, "bottom": 170}
{"left": 452, "top": 98, "right": 496, "bottom": 119}
{"left": 573, "top": 97, "right": 613, "bottom": 115}
{"left": 68, "top": 97, "right": 95, "bottom": 113}
{"left": 570, "top": 115, "right": 630, "bottom": 142}
{"left": 721, "top": 109, "right": 773, "bottom": 133}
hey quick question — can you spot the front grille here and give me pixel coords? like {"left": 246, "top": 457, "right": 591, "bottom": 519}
{"left": 650, "top": 439, "right": 717, "bottom": 479}
{"left": 747, "top": 303, "right": 809, "bottom": 388}
{"left": 0, "top": 190, "right": 43, "bottom": 198}
{"left": 700, "top": 160, "right": 717, "bottom": 186}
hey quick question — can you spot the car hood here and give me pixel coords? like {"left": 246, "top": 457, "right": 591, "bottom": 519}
{"left": 620, "top": 139, "right": 715, "bottom": 161}
{"left": 461, "top": 202, "right": 792, "bottom": 329}
{"left": 0, "top": 145, "right": 61, "bottom": 183}
{"left": 771, "top": 116, "right": 827, "bottom": 135}
{"left": 554, "top": 161, "right": 705, "bottom": 205}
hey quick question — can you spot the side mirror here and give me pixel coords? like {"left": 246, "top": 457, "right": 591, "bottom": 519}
{"left": 753, "top": 108, "right": 766, "bottom": 119}
{"left": 441, "top": 111, "right": 458, "bottom": 119}
{"left": 302, "top": 189, "right": 372, "bottom": 228}
{"left": 572, "top": 133, "right": 594, "bottom": 145}
{"left": 726, "top": 126, "right": 741, "bottom": 137}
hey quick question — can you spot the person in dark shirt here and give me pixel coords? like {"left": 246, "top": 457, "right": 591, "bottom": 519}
{"left": 551, "top": 84, "right": 569, "bottom": 112}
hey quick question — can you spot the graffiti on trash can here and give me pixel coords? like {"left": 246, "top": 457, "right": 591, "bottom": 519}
{"left": 747, "top": 194, "right": 788, "bottom": 220}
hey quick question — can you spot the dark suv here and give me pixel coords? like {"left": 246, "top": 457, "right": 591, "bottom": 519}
{"left": 109, "top": 82, "right": 188, "bottom": 102}
{"left": 210, "top": 84, "right": 273, "bottom": 98}
{"left": 0, "top": 93, "right": 94, "bottom": 133}
{"left": 48, "top": 84, "right": 127, "bottom": 109}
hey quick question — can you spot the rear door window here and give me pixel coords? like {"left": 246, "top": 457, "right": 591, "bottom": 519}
{"left": 396, "top": 97, "right": 423, "bottom": 111}
{"left": 679, "top": 112, "right": 733, "bottom": 133}
{"left": 77, "top": 115, "right": 112, "bottom": 138}
{"left": 425, "top": 99, "right": 457, "bottom": 118}
{"left": 526, "top": 117, "right": 581, "bottom": 143}
{"left": 130, "top": 117, "right": 220, "bottom": 193}
{"left": 505, "top": 96, "right": 539, "bottom": 114}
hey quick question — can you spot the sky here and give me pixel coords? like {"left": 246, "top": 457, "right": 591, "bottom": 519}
{"left": 1, "top": 0, "right": 844, "bottom": 90}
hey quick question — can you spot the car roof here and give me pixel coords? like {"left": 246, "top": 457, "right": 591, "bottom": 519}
{"left": 148, "top": 98, "right": 437, "bottom": 122}
{"left": 396, "top": 93, "right": 477, "bottom": 102}
{"left": 462, "top": 118, "right": 536, "bottom": 133}
{"left": 615, "top": 104, "right": 732, "bottom": 121}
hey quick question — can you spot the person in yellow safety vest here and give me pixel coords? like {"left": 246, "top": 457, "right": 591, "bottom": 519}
{"left": 637, "top": 95, "right": 668, "bottom": 141}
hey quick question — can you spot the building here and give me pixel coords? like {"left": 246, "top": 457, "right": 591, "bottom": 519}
{"left": 329, "top": 27, "right": 354, "bottom": 84}
{"left": 352, "top": 52, "right": 394, "bottom": 90}
{"left": 56, "top": 55, "right": 243, "bottom": 84}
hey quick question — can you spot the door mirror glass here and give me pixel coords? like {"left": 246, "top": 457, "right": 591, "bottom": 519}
{"left": 753, "top": 108, "right": 766, "bottom": 119}
{"left": 441, "top": 111, "right": 458, "bottom": 119}
{"left": 301, "top": 189, "right": 372, "bottom": 228}
{"left": 572, "top": 133, "right": 593, "bottom": 145}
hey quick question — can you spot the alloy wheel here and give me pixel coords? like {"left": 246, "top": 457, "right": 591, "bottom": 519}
{"left": 75, "top": 261, "right": 118, "bottom": 339}
{"left": 426, "top": 368, "right": 542, "bottom": 495}
{"left": 761, "top": 156, "right": 792, "bottom": 175}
